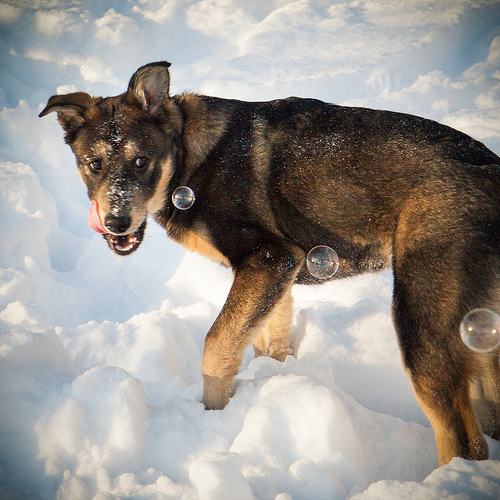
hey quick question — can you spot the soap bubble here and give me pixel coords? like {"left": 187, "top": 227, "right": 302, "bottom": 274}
{"left": 460, "top": 308, "right": 500, "bottom": 352}
{"left": 172, "top": 186, "right": 195, "bottom": 210}
{"left": 60, "top": 51, "right": 88, "bottom": 80}
{"left": 306, "top": 245, "right": 339, "bottom": 279}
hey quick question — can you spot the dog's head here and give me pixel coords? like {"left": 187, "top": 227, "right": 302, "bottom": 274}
{"left": 40, "top": 62, "right": 183, "bottom": 255}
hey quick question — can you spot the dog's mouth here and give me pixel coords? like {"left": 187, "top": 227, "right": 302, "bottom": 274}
{"left": 102, "top": 220, "right": 147, "bottom": 256}
{"left": 88, "top": 200, "right": 146, "bottom": 256}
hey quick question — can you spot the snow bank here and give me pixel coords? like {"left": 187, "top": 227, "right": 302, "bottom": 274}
{"left": 1, "top": 1, "right": 500, "bottom": 499}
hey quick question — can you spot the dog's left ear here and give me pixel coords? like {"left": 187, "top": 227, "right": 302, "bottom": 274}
{"left": 39, "top": 92, "right": 97, "bottom": 143}
{"left": 127, "top": 61, "right": 171, "bottom": 113}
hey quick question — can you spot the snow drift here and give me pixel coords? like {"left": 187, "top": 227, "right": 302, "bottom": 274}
{"left": 1, "top": 1, "right": 500, "bottom": 498}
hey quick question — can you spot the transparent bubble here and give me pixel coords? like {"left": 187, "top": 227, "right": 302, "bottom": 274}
{"left": 460, "top": 308, "right": 500, "bottom": 353}
{"left": 60, "top": 51, "right": 88, "bottom": 80}
{"left": 306, "top": 245, "right": 340, "bottom": 279}
{"left": 172, "top": 186, "right": 195, "bottom": 210}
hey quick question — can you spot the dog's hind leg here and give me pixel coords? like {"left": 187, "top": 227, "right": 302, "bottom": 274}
{"left": 252, "top": 285, "right": 293, "bottom": 362}
{"left": 393, "top": 266, "right": 488, "bottom": 465}
{"left": 408, "top": 368, "right": 487, "bottom": 466}
{"left": 470, "top": 353, "right": 500, "bottom": 439}
{"left": 392, "top": 202, "right": 492, "bottom": 465}
{"left": 201, "top": 243, "right": 303, "bottom": 410}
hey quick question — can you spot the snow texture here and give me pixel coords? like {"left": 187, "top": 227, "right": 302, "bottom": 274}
{"left": 1, "top": 1, "right": 500, "bottom": 498}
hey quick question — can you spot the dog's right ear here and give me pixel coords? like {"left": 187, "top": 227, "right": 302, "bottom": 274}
{"left": 127, "top": 61, "right": 171, "bottom": 114}
{"left": 39, "top": 92, "right": 96, "bottom": 142}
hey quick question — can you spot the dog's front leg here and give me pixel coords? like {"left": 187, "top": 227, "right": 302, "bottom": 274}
{"left": 201, "top": 243, "right": 303, "bottom": 410}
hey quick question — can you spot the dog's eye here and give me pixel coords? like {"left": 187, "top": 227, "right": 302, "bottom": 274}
{"left": 89, "top": 159, "right": 102, "bottom": 173}
{"left": 135, "top": 157, "right": 149, "bottom": 170}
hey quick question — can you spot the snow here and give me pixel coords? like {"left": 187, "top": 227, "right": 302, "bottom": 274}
{"left": 1, "top": 1, "right": 500, "bottom": 498}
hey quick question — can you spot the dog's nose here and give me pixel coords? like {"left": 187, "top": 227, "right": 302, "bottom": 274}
{"left": 104, "top": 214, "right": 132, "bottom": 234}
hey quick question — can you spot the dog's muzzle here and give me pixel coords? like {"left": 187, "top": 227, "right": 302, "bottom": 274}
{"left": 88, "top": 200, "right": 146, "bottom": 256}
{"left": 103, "top": 221, "right": 146, "bottom": 255}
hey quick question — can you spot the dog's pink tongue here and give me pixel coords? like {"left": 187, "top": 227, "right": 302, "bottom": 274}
{"left": 88, "top": 200, "right": 107, "bottom": 234}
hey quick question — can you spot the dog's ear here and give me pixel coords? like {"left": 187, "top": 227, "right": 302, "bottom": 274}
{"left": 39, "top": 92, "right": 96, "bottom": 141}
{"left": 127, "top": 61, "right": 171, "bottom": 113}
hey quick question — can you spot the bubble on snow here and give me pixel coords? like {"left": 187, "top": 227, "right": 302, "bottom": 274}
{"left": 460, "top": 308, "right": 500, "bottom": 352}
{"left": 306, "top": 245, "right": 339, "bottom": 279}
{"left": 172, "top": 186, "right": 195, "bottom": 210}
{"left": 59, "top": 51, "right": 88, "bottom": 80}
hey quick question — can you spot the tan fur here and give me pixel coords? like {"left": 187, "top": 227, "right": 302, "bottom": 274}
{"left": 177, "top": 94, "right": 229, "bottom": 174}
{"left": 123, "top": 140, "right": 141, "bottom": 161}
{"left": 201, "top": 268, "right": 270, "bottom": 408}
{"left": 249, "top": 118, "right": 282, "bottom": 237}
{"left": 253, "top": 285, "right": 293, "bottom": 361}
{"left": 201, "top": 251, "right": 300, "bottom": 409}
{"left": 168, "top": 221, "right": 230, "bottom": 267}
{"left": 470, "top": 352, "right": 500, "bottom": 438}
{"left": 411, "top": 374, "right": 488, "bottom": 465}
{"left": 147, "top": 157, "right": 174, "bottom": 215}
{"left": 72, "top": 139, "right": 110, "bottom": 167}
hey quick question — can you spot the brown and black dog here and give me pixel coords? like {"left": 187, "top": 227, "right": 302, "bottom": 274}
{"left": 40, "top": 61, "right": 500, "bottom": 466}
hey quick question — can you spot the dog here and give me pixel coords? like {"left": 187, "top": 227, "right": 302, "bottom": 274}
{"left": 40, "top": 61, "right": 500, "bottom": 466}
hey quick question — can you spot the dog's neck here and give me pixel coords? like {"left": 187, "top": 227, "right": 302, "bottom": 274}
{"left": 174, "top": 93, "right": 231, "bottom": 175}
